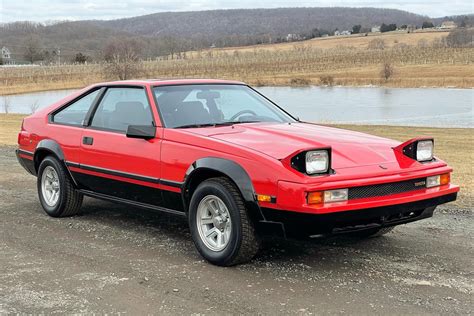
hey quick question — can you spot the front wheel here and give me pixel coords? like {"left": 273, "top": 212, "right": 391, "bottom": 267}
{"left": 188, "top": 177, "right": 260, "bottom": 266}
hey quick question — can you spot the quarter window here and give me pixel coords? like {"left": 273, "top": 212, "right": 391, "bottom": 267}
{"left": 53, "top": 89, "right": 100, "bottom": 126}
{"left": 90, "top": 88, "right": 154, "bottom": 132}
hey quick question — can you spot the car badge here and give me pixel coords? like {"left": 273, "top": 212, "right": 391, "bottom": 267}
{"left": 379, "top": 165, "right": 388, "bottom": 170}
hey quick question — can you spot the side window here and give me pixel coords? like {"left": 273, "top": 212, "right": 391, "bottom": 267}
{"left": 53, "top": 89, "right": 100, "bottom": 126}
{"left": 90, "top": 88, "right": 153, "bottom": 133}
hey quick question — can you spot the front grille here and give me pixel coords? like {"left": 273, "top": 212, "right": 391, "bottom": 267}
{"left": 348, "top": 177, "right": 427, "bottom": 200}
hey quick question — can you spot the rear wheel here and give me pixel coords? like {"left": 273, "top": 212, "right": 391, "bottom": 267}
{"left": 37, "top": 156, "right": 83, "bottom": 217}
{"left": 188, "top": 177, "right": 260, "bottom": 266}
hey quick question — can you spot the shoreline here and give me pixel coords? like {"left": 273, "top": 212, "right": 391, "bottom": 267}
{"left": 1, "top": 81, "right": 473, "bottom": 97}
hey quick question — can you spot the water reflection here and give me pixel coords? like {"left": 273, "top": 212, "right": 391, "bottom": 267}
{"left": 257, "top": 86, "right": 473, "bottom": 128}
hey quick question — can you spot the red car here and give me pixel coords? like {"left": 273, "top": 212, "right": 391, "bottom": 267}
{"left": 17, "top": 79, "right": 459, "bottom": 266}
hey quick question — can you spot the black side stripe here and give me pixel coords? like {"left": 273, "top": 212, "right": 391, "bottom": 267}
{"left": 18, "top": 149, "right": 34, "bottom": 157}
{"left": 79, "top": 189, "right": 186, "bottom": 217}
{"left": 159, "top": 179, "right": 183, "bottom": 188}
{"left": 66, "top": 161, "right": 80, "bottom": 168}
{"left": 65, "top": 161, "right": 183, "bottom": 189}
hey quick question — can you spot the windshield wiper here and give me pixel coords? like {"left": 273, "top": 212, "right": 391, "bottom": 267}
{"left": 175, "top": 121, "right": 261, "bottom": 129}
{"left": 230, "top": 120, "right": 261, "bottom": 125}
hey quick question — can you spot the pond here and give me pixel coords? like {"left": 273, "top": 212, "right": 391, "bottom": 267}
{"left": 257, "top": 86, "right": 473, "bottom": 128}
{"left": 2, "top": 86, "right": 473, "bottom": 128}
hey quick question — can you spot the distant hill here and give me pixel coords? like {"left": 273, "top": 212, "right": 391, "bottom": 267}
{"left": 0, "top": 7, "right": 472, "bottom": 62}
{"left": 96, "top": 7, "right": 427, "bottom": 38}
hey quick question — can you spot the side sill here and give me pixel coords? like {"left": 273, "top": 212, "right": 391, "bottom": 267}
{"left": 78, "top": 189, "right": 186, "bottom": 217}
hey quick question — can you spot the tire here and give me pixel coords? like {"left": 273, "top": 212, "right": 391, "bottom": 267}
{"left": 350, "top": 226, "right": 395, "bottom": 238}
{"left": 37, "top": 155, "right": 83, "bottom": 217}
{"left": 188, "top": 177, "right": 260, "bottom": 266}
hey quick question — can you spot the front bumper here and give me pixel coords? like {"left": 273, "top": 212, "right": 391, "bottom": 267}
{"left": 258, "top": 192, "right": 457, "bottom": 238}
{"left": 273, "top": 163, "right": 459, "bottom": 214}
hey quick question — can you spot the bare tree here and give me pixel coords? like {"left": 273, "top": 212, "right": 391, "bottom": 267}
{"left": 103, "top": 38, "right": 143, "bottom": 80}
{"left": 29, "top": 100, "right": 39, "bottom": 114}
{"left": 380, "top": 62, "right": 395, "bottom": 81}
{"left": 2, "top": 96, "right": 11, "bottom": 114}
{"left": 23, "top": 34, "right": 43, "bottom": 64}
{"left": 446, "top": 28, "right": 474, "bottom": 47}
{"left": 160, "top": 36, "right": 181, "bottom": 59}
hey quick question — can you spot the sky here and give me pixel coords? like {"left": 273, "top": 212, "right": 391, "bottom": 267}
{"left": 1, "top": 0, "right": 472, "bottom": 23}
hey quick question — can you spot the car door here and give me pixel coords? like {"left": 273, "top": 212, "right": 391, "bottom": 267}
{"left": 48, "top": 87, "right": 103, "bottom": 165}
{"left": 74, "top": 86, "right": 164, "bottom": 206}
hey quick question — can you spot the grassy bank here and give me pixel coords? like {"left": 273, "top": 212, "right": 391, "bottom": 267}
{"left": 1, "top": 114, "right": 471, "bottom": 207}
{"left": 1, "top": 30, "right": 473, "bottom": 96}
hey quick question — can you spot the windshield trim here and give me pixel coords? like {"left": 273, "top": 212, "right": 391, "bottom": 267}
{"left": 246, "top": 85, "right": 299, "bottom": 123}
{"left": 152, "top": 83, "right": 298, "bottom": 129}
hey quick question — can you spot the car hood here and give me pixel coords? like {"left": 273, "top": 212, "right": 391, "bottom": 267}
{"left": 189, "top": 122, "right": 401, "bottom": 169}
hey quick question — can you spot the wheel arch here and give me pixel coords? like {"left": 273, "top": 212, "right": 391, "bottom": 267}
{"left": 34, "top": 139, "right": 65, "bottom": 172}
{"left": 34, "top": 139, "right": 78, "bottom": 187}
{"left": 182, "top": 157, "right": 265, "bottom": 222}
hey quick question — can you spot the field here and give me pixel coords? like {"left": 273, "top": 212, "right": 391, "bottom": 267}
{"left": 1, "top": 114, "right": 471, "bottom": 208}
{"left": 188, "top": 29, "right": 453, "bottom": 53}
{"left": 1, "top": 30, "right": 473, "bottom": 96}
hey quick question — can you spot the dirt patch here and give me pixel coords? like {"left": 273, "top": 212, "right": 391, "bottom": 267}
{"left": 0, "top": 145, "right": 472, "bottom": 314}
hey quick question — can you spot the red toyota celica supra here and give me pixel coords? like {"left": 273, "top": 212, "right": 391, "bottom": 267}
{"left": 16, "top": 79, "right": 459, "bottom": 266}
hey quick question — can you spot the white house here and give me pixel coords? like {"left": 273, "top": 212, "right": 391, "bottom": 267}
{"left": 286, "top": 33, "right": 302, "bottom": 41}
{"left": 334, "top": 30, "right": 351, "bottom": 36}
{"left": 1, "top": 46, "right": 11, "bottom": 60}
{"left": 371, "top": 26, "right": 381, "bottom": 33}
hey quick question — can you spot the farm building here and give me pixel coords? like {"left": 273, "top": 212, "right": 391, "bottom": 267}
{"left": 371, "top": 26, "right": 381, "bottom": 33}
{"left": 334, "top": 30, "right": 351, "bottom": 36}
{"left": 440, "top": 21, "right": 457, "bottom": 29}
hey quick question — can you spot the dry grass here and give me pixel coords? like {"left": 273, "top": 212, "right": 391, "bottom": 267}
{"left": 0, "top": 114, "right": 24, "bottom": 145}
{"left": 1, "top": 114, "right": 471, "bottom": 207}
{"left": 0, "top": 30, "right": 472, "bottom": 95}
{"left": 187, "top": 30, "right": 452, "bottom": 55}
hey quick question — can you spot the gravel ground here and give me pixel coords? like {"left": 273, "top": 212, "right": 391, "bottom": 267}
{"left": 0, "top": 145, "right": 472, "bottom": 314}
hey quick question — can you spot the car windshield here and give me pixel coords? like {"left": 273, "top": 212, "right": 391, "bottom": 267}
{"left": 153, "top": 84, "right": 295, "bottom": 128}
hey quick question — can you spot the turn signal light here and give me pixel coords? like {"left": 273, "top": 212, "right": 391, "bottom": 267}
{"left": 440, "top": 173, "right": 450, "bottom": 185}
{"left": 427, "top": 173, "right": 451, "bottom": 188}
{"left": 307, "top": 191, "right": 323, "bottom": 205}
{"left": 256, "top": 194, "right": 272, "bottom": 203}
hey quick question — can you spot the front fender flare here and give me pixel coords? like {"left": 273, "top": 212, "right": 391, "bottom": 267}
{"left": 183, "top": 157, "right": 265, "bottom": 221}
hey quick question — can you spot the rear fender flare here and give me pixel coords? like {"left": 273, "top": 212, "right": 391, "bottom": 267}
{"left": 34, "top": 139, "right": 78, "bottom": 186}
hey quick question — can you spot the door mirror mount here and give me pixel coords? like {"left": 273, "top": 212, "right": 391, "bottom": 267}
{"left": 126, "top": 125, "right": 156, "bottom": 140}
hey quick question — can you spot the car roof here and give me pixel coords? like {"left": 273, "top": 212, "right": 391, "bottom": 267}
{"left": 90, "top": 78, "right": 246, "bottom": 88}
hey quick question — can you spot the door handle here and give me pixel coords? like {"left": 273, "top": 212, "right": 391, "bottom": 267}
{"left": 83, "top": 136, "right": 94, "bottom": 145}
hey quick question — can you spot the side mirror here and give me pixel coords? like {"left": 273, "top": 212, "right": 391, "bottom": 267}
{"left": 126, "top": 125, "right": 156, "bottom": 140}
